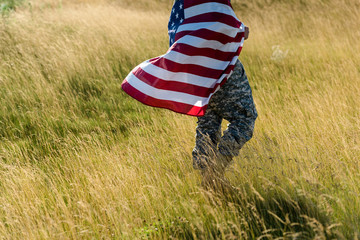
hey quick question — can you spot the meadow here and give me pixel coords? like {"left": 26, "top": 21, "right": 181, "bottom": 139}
{"left": 0, "top": 0, "right": 359, "bottom": 239}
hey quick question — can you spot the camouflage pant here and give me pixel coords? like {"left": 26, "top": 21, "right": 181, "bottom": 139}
{"left": 192, "top": 60, "right": 258, "bottom": 169}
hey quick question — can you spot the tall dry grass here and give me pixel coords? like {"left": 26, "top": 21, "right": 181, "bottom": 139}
{"left": 0, "top": 0, "right": 359, "bottom": 239}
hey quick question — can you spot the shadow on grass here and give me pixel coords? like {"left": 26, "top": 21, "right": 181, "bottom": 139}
{"left": 226, "top": 186, "right": 338, "bottom": 239}
{"left": 137, "top": 183, "right": 340, "bottom": 239}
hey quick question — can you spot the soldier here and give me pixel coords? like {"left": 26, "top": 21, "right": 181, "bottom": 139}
{"left": 191, "top": 26, "right": 258, "bottom": 186}
{"left": 124, "top": 0, "right": 257, "bottom": 189}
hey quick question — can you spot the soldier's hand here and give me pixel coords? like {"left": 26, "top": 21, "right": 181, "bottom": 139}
{"left": 244, "top": 26, "right": 249, "bottom": 40}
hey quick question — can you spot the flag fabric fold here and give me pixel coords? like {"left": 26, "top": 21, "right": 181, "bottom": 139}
{"left": 121, "top": 0, "right": 245, "bottom": 116}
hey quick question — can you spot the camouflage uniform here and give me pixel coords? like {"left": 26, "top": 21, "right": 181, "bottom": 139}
{"left": 192, "top": 59, "right": 258, "bottom": 170}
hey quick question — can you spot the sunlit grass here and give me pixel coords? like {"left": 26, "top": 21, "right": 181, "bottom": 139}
{"left": 0, "top": 0, "right": 359, "bottom": 239}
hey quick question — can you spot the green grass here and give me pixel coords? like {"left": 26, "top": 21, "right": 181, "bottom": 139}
{"left": 0, "top": 0, "right": 359, "bottom": 239}
{"left": 0, "top": 0, "right": 25, "bottom": 14}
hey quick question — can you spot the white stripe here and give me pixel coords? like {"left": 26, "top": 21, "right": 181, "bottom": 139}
{"left": 175, "top": 35, "right": 241, "bottom": 52}
{"left": 126, "top": 72, "right": 210, "bottom": 107}
{"left": 163, "top": 51, "right": 230, "bottom": 71}
{"left": 185, "top": 2, "right": 239, "bottom": 22}
{"left": 177, "top": 22, "right": 239, "bottom": 38}
{"left": 137, "top": 60, "right": 217, "bottom": 88}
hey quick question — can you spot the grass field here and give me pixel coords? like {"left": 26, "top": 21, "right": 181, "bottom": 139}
{"left": 1, "top": 0, "right": 359, "bottom": 239}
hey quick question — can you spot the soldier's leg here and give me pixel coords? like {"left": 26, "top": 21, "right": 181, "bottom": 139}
{"left": 192, "top": 99, "right": 222, "bottom": 170}
{"left": 218, "top": 60, "right": 258, "bottom": 159}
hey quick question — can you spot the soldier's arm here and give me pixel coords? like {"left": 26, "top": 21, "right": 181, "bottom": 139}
{"left": 244, "top": 26, "right": 249, "bottom": 40}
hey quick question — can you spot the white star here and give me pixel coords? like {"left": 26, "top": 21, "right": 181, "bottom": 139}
{"left": 180, "top": 18, "right": 184, "bottom": 23}
{"left": 179, "top": 3, "right": 183, "bottom": 9}
{"left": 176, "top": 13, "right": 179, "bottom": 19}
{"left": 171, "top": 22, "right": 175, "bottom": 26}
{"left": 172, "top": 8, "right": 175, "bottom": 13}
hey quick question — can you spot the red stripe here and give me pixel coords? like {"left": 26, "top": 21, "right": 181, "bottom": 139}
{"left": 122, "top": 79, "right": 207, "bottom": 117}
{"left": 185, "top": 12, "right": 240, "bottom": 28}
{"left": 151, "top": 57, "right": 224, "bottom": 79}
{"left": 175, "top": 29, "right": 244, "bottom": 45}
{"left": 184, "top": 0, "right": 231, "bottom": 8}
{"left": 171, "top": 43, "right": 237, "bottom": 62}
{"left": 149, "top": 56, "right": 161, "bottom": 62}
{"left": 132, "top": 67, "right": 214, "bottom": 97}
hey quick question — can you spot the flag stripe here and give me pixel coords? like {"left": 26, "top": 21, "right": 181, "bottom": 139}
{"left": 122, "top": 79, "right": 207, "bottom": 116}
{"left": 184, "top": 0, "right": 231, "bottom": 8}
{"left": 163, "top": 50, "right": 231, "bottom": 70}
{"left": 175, "top": 27, "right": 244, "bottom": 45}
{"left": 171, "top": 43, "right": 239, "bottom": 62}
{"left": 136, "top": 60, "right": 219, "bottom": 87}
{"left": 133, "top": 67, "right": 215, "bottom": 97}
{"left": 151, "top": 57, "right": 225, "bottom": 78}
{"left": 175, "top": 35, "right": 243, "bottom": 52}
{"left": 125, "top": 72, "right": 209, "bottom": 107}
{"left": 177, "top": 22, "right": 239, "bottom": 38}
{"left": 185, "top": 12, "right": 240, "bottom": 28}
{"left": 185, "top": 2, "right": 238, "bottom": 21}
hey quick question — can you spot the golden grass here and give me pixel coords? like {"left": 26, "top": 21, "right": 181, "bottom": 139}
{"left": 0, "top": 0, "right": 359, "bottom": 239}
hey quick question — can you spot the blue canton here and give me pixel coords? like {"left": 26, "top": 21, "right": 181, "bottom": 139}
{"left": 168, "top": 0, "right": 185, "bottom": 47}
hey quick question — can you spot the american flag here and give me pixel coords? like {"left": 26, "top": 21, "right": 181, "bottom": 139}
{"left": 121, "top": 0, "right": 246, "bottom": 116}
